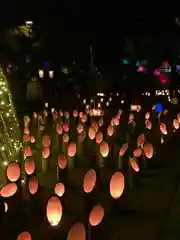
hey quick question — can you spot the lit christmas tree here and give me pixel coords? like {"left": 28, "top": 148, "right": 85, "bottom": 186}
{"left": 0, "top": 68, "right": 21, "bottom": 182}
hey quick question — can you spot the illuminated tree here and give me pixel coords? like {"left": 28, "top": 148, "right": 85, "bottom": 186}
{"left": 0, "top": 69, "right": 21, "bottom": 177}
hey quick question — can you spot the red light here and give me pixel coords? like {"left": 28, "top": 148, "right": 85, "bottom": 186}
{"left": 160, "top": 78, "right": 167, "bottom": 84}
{"left": 162, "top": 61, "right": 169, "bottom": 68}
{"left": 137, "top": 66, "right": 144, "bottom": 72}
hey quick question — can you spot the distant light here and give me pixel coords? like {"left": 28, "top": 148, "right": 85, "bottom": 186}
{"left": 25, "top": 20, "right": 33, "bottom": 28}
{"left": 38, "top": 69, "right": 44, "bottom": 78}
{"left": 162, "top": 61, "right": 169, "bottom": 68}
{"left": 137, "top": 66, "right": 144, "bottom": 72}
{"left": 136, "top": 61, "right": 140, "bottom": 67}
{"left": 43, "top": 61, "right": 50, "bottom": 70}
{"left": 155, "top": 103, "right": 164, "bottom": 113}
{"left": 49, "top": 70, "right": 54, "bottom": 78}
{"left": 122, "top": 59, "right": 129, "bottom": 65}
{"left": 45, "top": 102, "right": 48, "bottom": 108}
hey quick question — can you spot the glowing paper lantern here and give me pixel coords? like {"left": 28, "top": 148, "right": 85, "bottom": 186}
{"left": 119, "top": 143, "right": 128, "bottom": 157}
{"left": 24, "top": 146, "right": 32, "bottom": 159}
{"left": 107, "top": 125, "right": 114, "bottom": 137}
{"left": 137, "top": 134, "right": 145, "bottom": 147}
{"left": 96, "top": 131, "right": 103, "bottom": 144}
{"left": 6, "top": 162, "right": 20, "bottom": 182}
{"left": 73, "top": 110, "right": 78, "bottom": 118}
{"left": 68, "top": 143, "right": 77, "bottom": 157}
{"left": 56, "top": 124, "right": 63, "bottom": 135}
{"left": 83, "top": 169, "right": 96, "bottom": 193}
{"left": 17, "top": 232, "right": 32, "bottom": 240}
{"left": 145, "top": 112, "right": 150, "bottom": 120}
{"left": 42, "top": 147, "right": 50, "bottom": 159}
{"left": 92, "top": 121, "right": 99, "bottom": 132}
{"left": 0, "top": 183, "right": 17, "bottom": 198}
{"left": 28, "top": 177, "right": 38, "bottom": 194}
{"left": 63, "top": 123, "right": 69, "bottom": 132}
{"left": 109, "top": 172, "right": 124, "bottom": 199}
{"left": 57, "top": 155, "right": 67, "bottom": 169}
{"left": 143, "top": 143, "right": 153, "bottom": 159}
{"left": 46, "top": 196, "right": 62, "bottom": 226}
{"left": 88, "top": 127, "right": 96, "bottom": 140}
{"left": 54, "top": 183, "right": 65, "bottom": 197}
{"left": 173, "top": 119, "right": 179, "bottom": 129}
{"left": 160, "top": 123, "right": 167, "bottom": 135}
{"left": 77, "top": 124, "right": 84, "bottom": 134}
{"left": 24, "top": 158, "right": 35, "bottom": 175}
{"left": 100, "top": 142, "right": 109, "bottom": 157}
{"left": 63, "top": 133, "right": 69, "bottom": 143}
{"left": 133, "top": 148, "right": 142, "bottom": 158}
{"left": 89, "top": 205, "right": 104, "bottom": 226}
{"left": 113, "top": 117, "right": 119, "bottom": 126}
{"left": 129, "top": 158, "right": 139, "bottom": 172}
{"left": 30, "top": 136, "right": 35, "bottom": 143}
{"left": 23, "top": 134, "right": 30, "bottom": 142}
{"left": 24, "top": 127, "right": 30, "bottom": 135}
{"left": 42, "top": 135, "right": 51, "bottom": 148}
{"left": 67, "top": 222, "right": 86, "bottom": 240}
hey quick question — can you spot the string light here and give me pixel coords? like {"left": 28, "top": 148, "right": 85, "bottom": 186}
{"left": 0, "top": 69, "right": 21, "bottom": 167}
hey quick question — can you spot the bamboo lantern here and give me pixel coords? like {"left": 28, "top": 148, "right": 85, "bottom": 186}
{"left": 73, "top": 110, "right": 78, "bottom": 118}
{"left": 88, "top": 127, "right": 96, "bottom": 140}
{"left": 77, "top": 124, "right": 84, "bottom": 134}
{"left": 145, "top": 112, "right": 150, "bottom": 120}
{"left": 24, "top": 146, "right": 32, "bottom": 159}
{"left": 30, "top": 136, "right": 36, "bottom": 143}
{"left": 160, "top": 123, "right": 167, "bottom": 135}
{"left": 81, "top": 114, "right": 87, "bottom": 123}
{"left": 137, "top": 134, "right": 145, "bottom": 148}
{"left": 96, "top": 131, "right": 103, "bottom": 145}
{"left": 64, "top": 111, "right": 70, "bottom": 119}
{"left": 23, "top": 134, "right": 30, "bottom": 143}
{"left": 42, "top": 135, "right": 51, "bottom": 148}
{"left": 28, "top": 176, "right": 38, "bottom": 195}
{"left": 42, "top": 147, "right": 50, "bottom": 172}
{"left": 6, "top": 162, "right": 20, "bottom": 182}
{"left": 54, "top": 183, "right": 65, "bottom": 197}
{"left": 24, "top": 127, "right": 30, "bottom": 135}
{"left": 107, "top": 125, "right": 114, "bottom": 137}
{"left": 173, "top": 119, "right": 179, "bottom": 130}
{"left": 0, "top": 183, "right": 17, "bottom": 198}
{"left": 24, "top": 158, "right": 35, "bottom": 175}
{"left": 99, "top": 141, "right": 109, "bottom": 167}
{"left": 67, "top": 143, "right": 77, "bottom": 169}
{"left": 46, "top": 196, "right": 63, "bottom": 226}
{"left": 133, "top": 148, "right": 142, "bottom": 158}
{"left": 98, "top": 117, "right": 104, "bottom": 127}
{"left": 67, "top": 222, "right": 86, "bottom": 240}
{"left": 145, "top": 120, "right": 152, "bottom": 130}
{"left": 63, "top": 123, "right": 69, "bottom": 133}
{"left": 17, "top": 232, "right": 32, "bottom": 240}
{"left": 62, "top": 133, "right": 69, "bottom": 154}
{"left": 57, "top": 155, "right": 67, "bottom": 169}
{"left": 89, "top": 205, "right": 104, "bottom": 226}
{"left": 143, "top": 143, "right": 153, "bottom": 159}
{"left": 56, "top": 124, "right": 63, "bottom": 135}
{"left": 177, "top": 113, "right": 180, "bottom": 123}
{"left": 129, "top": 158, "right": 139, "bottom": 172}
{"left": 91, "top": 121, "right": 99, "bottom": 133}
{"left": 118, "top": 143, "right": 128, "bottom": 168}
{"left": 109, "top": 172, "right": 124, "bottom": 199}
{"left": 83, "top": 169, "right": 96, "bottom": 193}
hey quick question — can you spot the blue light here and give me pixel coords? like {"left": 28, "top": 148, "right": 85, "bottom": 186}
{"left": 155, "top": 103, "right": 164, "bottom": 113}
{"left": 136, "top": 61, "right": 140, "bottom": 67}
{"left": 43, "top": 61, "right": 49, "bottom": 70}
